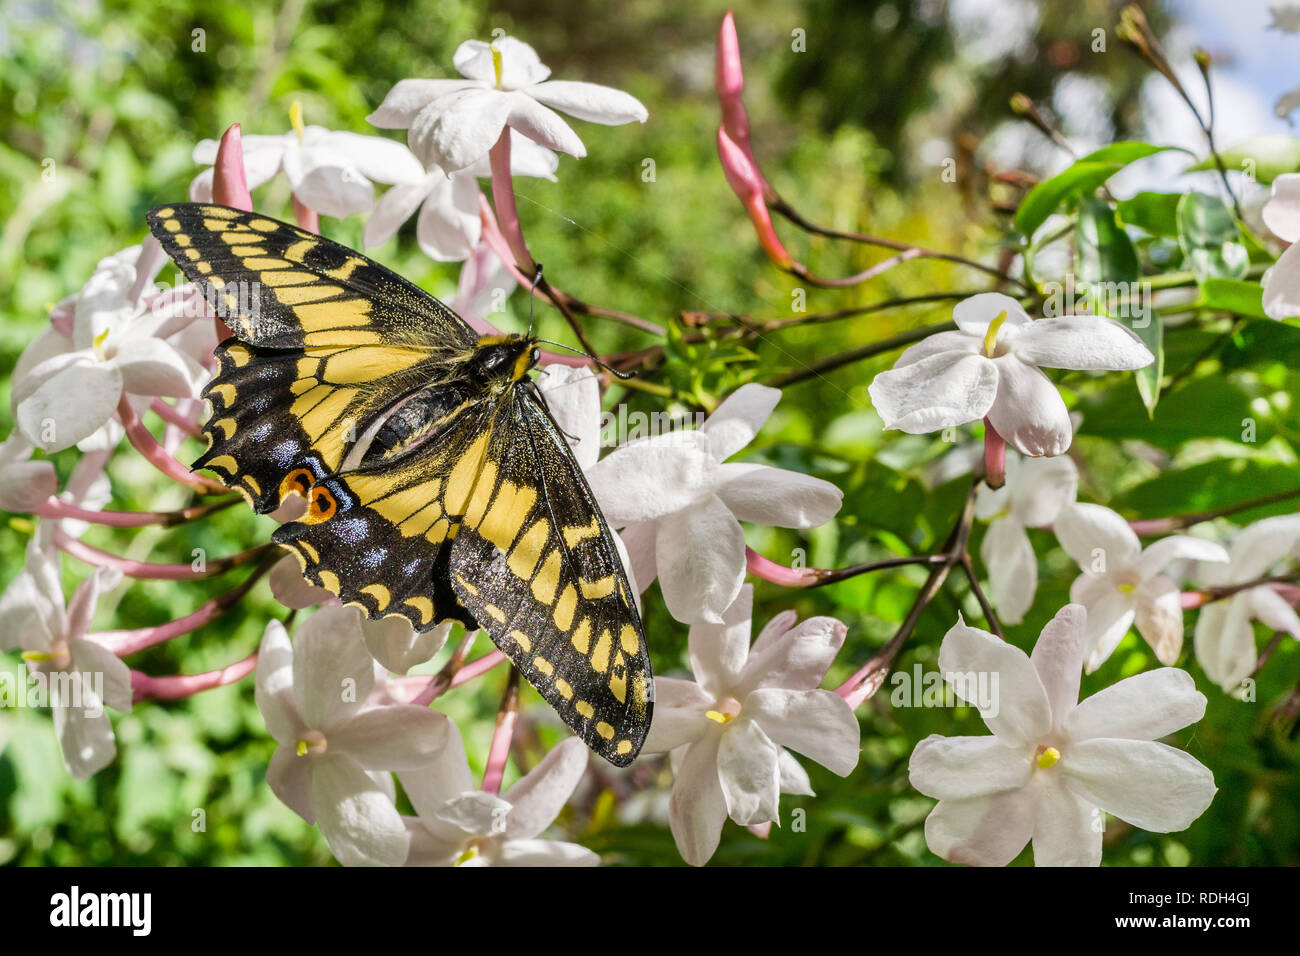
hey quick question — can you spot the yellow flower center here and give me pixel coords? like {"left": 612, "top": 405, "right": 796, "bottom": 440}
{"left": 1035, "top": 745, "right": 1062, "bottom": 770}
{"left": 295, "top": 730, "right": 327, "bottom": 756}
{"left": 92, "top": 326, "right": 111, "bottom": 359}
{"left": 705, "top": 710, "right": 732, "bottom": 724}
{"left": 455, "top": 841, "right": 482, "bottom": 866}
{"left": 983, "top": 310, "right": 1008, "bottom": 358}
{"left": 1117, "top": 582, "right": 1136, "bottom": 595}
{"left": 491, "top": 42, "right": 504, "bottom": 89}
{"left": 289, "top": 99, "right": 305, "bottom": 143}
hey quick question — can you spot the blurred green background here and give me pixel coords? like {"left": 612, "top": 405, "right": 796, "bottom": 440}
{"left": 2, "top": 0, "right": 1298, "bottom": 866}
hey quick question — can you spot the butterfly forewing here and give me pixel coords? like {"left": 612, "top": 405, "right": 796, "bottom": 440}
{"left": 447, "top": 389, "right": 652, "bottom": 766}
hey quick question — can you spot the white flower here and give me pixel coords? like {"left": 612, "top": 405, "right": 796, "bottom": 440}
{"left": 642, "top": 586, "right": 859, "bottom": 866}
{"left": 453, "top": 241, "right": 518, "bottom": 332}
{"left": 975, "top": 454, "right": 1078, "bottom": 624}
{"left": 1194, "top": 515, "right": 1300, "bottom": 693}
{"left": 0, "top": 534, "right": 130, "bottom": 779}
{"left": 364, "top": 131, "right": 557, "bottom": 261}
{"left": 1260, "top": 173, "right": 1300, "bottom": 320}
{"left": 868, "top": 293, "right": 1153, "bottom": 457}
{"left": 254, "top": 605, "right": 451, "bottom": 867}
{"left": 399, "top": 733, "right": 598, "bottom": 866}
{"left": 12, "top": 246, "right": 204, "bottom": 453}
{"left": 585, "top": 384, "right": 843, "bottom": 624}
{"left": 368, "top": 35, "right": 648, "bottom": 173}
{"left": 1054, "top": 503, "right": 1229, "bottom": 671}
{"left": 190, "top": 120, "right": 424, "bottom": 219}
{"left": 910, "top": 605, "right": 1216, "bottom": 866}
{"left": 0, "top": 433, "right": 57, "bottom": 513}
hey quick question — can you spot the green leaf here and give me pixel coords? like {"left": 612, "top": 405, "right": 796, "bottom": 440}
{"left": 1184, "top": 136, "right": 1300, "bottom": 184}
{"left": 1015, "top": 143, "right": 1179, "bottom": 238}
{"left": 1076, "top": 197, "right": 1162, "bottom": 415}
{"left": 1177, "top": 191, "right": 1250, "bottom": 282}
{"left": 1195, "top": 278, "right": 1268, "bottom": 319}
{"left": 1116, "top": 191, "right": 1181, "bottom": 237}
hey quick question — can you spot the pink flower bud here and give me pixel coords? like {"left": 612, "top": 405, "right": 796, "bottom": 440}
{"left": 212, "top": 124, "right": 253, "bottom": 211}
{"left": 717, "top": 127, "right": 793, "bottom": 268}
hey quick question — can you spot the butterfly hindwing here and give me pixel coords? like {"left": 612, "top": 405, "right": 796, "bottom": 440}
{"left": 448, "top": 386, "right": 653, "bottom": 766}
{"left": 271, "top": 391, "right": 495, "bottom": 633}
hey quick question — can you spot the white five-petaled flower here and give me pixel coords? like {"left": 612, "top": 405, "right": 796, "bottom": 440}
{"left": 368, "top": 35, "right": 648, "bottom": 173}
{"left": 0, "top": 532, "right": 130, "bottom": 779}
{"left": 909, "top": 604, "right": 1216, "bottom": 866}
{"left": 190, "top": 114, "right": 424, "bottom": 219}
{"left": 583, "top": 384, "right": 843, "bottom": 625}
{"left": 399, "top": 733, "right": 598, "bottom": 867}
{"left": 1054, "top": 503, "right": 1229, "bottom": 672}
{"left": 254, "top": 605, "right": 451, "bottom": 867}
{"left": 12, "top": 245, "right": 204, "bottom": 453}
{"left": 364, "top": 130, "right": 557, "bottom": 262}
{"left": 975, "top": 454, "right": 1079, "bottom": 624}
{"left": 1193, "top": 515, "right": 1300, "bottom": 694}
{"left": 1260, "top": 173, "right": 1300, "bottom": 320}
{"left": 642, "top": 585, "right": 860, "bottom": 866}
{"left": 868, "top": 293, "right": 1153, "bottom": 457}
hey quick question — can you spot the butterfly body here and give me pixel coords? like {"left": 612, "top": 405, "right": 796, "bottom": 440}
{"left": 147, "top": 203, "right": 652, "bottom": 766}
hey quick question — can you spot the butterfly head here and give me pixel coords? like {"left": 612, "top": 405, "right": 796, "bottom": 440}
{"left": 473, "top": 334, "right": 541, "bottom": 391}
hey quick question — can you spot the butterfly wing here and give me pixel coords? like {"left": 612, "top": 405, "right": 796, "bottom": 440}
{"left": 447, "top": 384, "right": 653, "bottom": 766}
{"left": 147, "top": 203, "right": 475, "bottom": 512}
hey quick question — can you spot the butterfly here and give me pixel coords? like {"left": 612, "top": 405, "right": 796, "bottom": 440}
{"left": 147, "top": 202, "right": 652, "bottom": 766}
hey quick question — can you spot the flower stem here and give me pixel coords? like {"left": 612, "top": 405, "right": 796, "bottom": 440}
{"left": 1128, "top": 486, "right": 1300, "bottom": 535}
{"left": 32, "top": 495, "right": 240, "bottom": 528}
{"left": 55, "top": 528, "right": 273, "bottom": 580}
{"left": 94, "top": 557, "right": 275, "bottom": 656}
{"left": 131, "top": 652, "right": 257, "bottom": 702}
{"left": 118, "top": 396, "right": 226, "bottom": 494}
{"left": 983, "top": 418, "right": 1007, "bottom": 489}
{"left": 482, "top": 666, "right": 521, "bottom": 795}
{"left": 150, "top": 397, "right": 204, "bottom": 438}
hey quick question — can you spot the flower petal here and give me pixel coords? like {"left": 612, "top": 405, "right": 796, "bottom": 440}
{"left": 535, "top": 364, "right": 603, "bottom": 470}
{"left": 1065, "top": 667, "right": 1206, "bottom": 743}
{"left": 328, "top": 705, "right": 450, "bottom": 771}
{"left": 953, "top": 292, "right": 1032, "bottom": 336}
{"left": 505, "top": 737, "right": 590, "bottom": 840}
{"left": 668, "top": 735, "right": 728, "bottom": 866}
{"left": 269, "top": 553, "right": 332, "bottom": 610}
{"left": 367, "top": 79, "right": 478, "bottom": 128}
{"left": 1061, "top": 738, "right": 1215, "bottom": 832}
{"left": 980, "top": 516, "right": 1037, "bottom": 625}
{"left": 266, "top": 744, "right": 315, "bottom": 822}
{"left": 1138, "top": 535, "right": 1229, "bottom": 577}
{"left": 1031, "top": 778, "right": 1101, "bottom": 866}
{"left": 16, "top": 355, "right": 122, "bottom": 453}
{"left": 493, "top": 838, "right": 599, "bottom": 866}
{"left": 293, "top": 605, "right": 375, "bottom": 731}
{"left": 698, "top": 383, "right": 779, "bottom": 461}
{"left": 908, "top": 734, "right": 1033, "bottom": 800}
{"left": 716, "top": 717, "right": 781, "bottom": 826}
{"left": 1012, "top": 316, "right": 1153, "bottom": 371}
{"left": 654, "top": 496, "right": 747, "bottom": 625}
{"left": 924, "top": 787, "right": 1039, "bottom": 867}
{"left": 736, "top": 615, "right": 846, "bottom": 696}
{"left": 398, "top": 725, "right": 476, "bottom": 820}
{"left": 363, "top": 616, "right": 450, "bottom": 675}
{"left": 715, "top": 463, "right": 843, "bottom": 529}
{"left": 938, "top": 615, "right": 1052, "bottom": 745}
{"left": 1263, "top": 172, "right": 1300, "bottom": 243}
{"left": 585, "top": 430, "right": 716, "bottom": 524}
{"left": 454, "top": 37, "right": 550, "bottom": 87}
{"left": 52, "top": 700, "right": 118, "bottom": 780}
{"left": 742, "top": 688, "right": 860, "bottom": 776}
{"left": 641, "top": 677, "right": 714, "bottom": 753}
{"left": 1029, "top": 603, "right": 1088, "bottom": 733}
{"left": 1011, "top": 454, "right": 1079, "bottom": 527}
{"left": 1054, "top": 503, "right": 1142, "bottom": 571}
{"left": 986, "top": 356, "right": 1072, "bottom": 457}
{"left": 415, "top": 172, "right": 482, "bottom": 261}
{"left": 1262, "top": 237, "right": 1300, "bottom": 320}
{"left": 311, "top": 753, "right": 411, "bottom": 866}
{"left": 526, "top": 80, "right": 648, "bottom": 125}
{"left": 410, "top": 89, "right": 510, "bottom": 173}
{"left": 505, "top": 91, "right": 585, "bottom": 158}
{"left": 1229, "top": 514, "right": 1300, "bottom": 581}
{"left": 1134, "top": 575, "right": 1185, "bottom": 666}
{"left": 868, "top": 352, "right": 999, "bottom": 434}
{"left": 255, "top": 620, "right": 303, "bottom": 743}
{"left": 363, "top": 174, "right": 434, "bottom": 248}
{"left": 1193, "top": 597, "right": 1255, "bottom": 692}
{"left": 688, "top": 583, "right": 753, "bottom": 697}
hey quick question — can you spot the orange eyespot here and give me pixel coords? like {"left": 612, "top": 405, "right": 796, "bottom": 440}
{"left": 304, "top": 486, "right": 338, "bottom": 524}
{"left": 279, "top": 467, "right": 314, "bottom": 503}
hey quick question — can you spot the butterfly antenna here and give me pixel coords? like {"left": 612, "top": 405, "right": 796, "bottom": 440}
{"left": 527, "top": 264, "right": 543, "bottom": 339}
{"left": 536, "top": 339, "right": 636, "bottom": 380}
